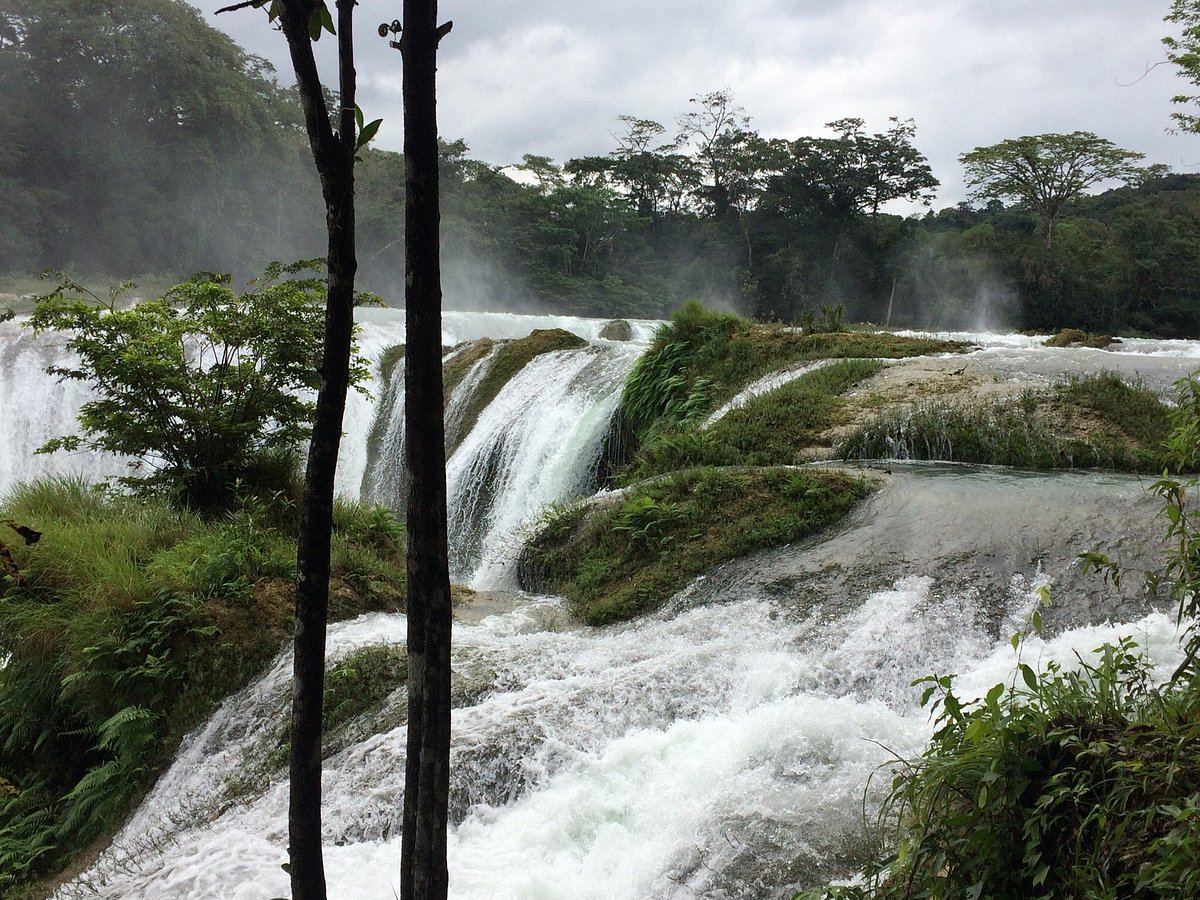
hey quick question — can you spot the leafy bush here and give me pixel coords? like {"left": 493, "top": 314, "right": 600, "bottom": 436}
{"left": 28, "top": 262, "right": 371, "bottom": 511}
{"left": 799, "top": 641, "right": 1200, "bottom": 900}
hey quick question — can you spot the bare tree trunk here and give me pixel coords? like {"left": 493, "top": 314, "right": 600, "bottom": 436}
{"left": 399, "top": 3, "right": 453, "bottom": 899}
{"left": 272, "top": 3, "right": 359, "bottom": 898}
{"left": 885, "top": 274, "right": 896, "bottom": 326}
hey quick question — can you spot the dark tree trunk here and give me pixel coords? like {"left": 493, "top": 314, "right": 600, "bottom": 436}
{"left": 273, "top": 2, "right": 360, "bottom": 898}
{"left": 399, "top": 4, "right": 453, "bottom": 900}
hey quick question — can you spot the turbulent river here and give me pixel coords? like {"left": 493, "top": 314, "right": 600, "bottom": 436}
{"left": 2, "top": 310, "right": 1199, "bottom": 898}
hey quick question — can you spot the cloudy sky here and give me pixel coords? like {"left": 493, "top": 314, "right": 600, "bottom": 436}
{"left": 194, "top": 0, "right": 1199, "bottom": 209}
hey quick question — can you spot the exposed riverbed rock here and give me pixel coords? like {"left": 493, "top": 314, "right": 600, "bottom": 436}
{"left": 598, "top": 319, "right": 635, "bottom": 341}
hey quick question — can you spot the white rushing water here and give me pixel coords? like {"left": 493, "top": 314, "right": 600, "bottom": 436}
{"left": 445, "top": 343, "right": 643, "bottom": 586}
{"left": 58, "top": 535, "right": 1183, "bottom": 899}
{"left": 0, "top": 307, "right": 655, "bottom": 503}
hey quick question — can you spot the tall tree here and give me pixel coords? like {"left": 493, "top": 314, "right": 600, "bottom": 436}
{"left": 675, "top": 89, "right": 754, "bottom": 220}
{"left": 767, "top": 118, "right": 937, "bottom": 232}
{"left": 1166, "top": 0, "right": 1200, "bottom": 133}
{"left": 218, "top": 1, "right": 369, "bottom": 897}
{"left": 392, "top": 2, "right": 454, "bottom": 898}
{"left": 960, "top": 132, "right": 1144, "bottom": 247}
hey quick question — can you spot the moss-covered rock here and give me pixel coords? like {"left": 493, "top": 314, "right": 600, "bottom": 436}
{"left": 518, "top": 466, "right": 873, "bottom": 625}
{"left": 1044, "top": 328, "right": 1120, "bottom": 349}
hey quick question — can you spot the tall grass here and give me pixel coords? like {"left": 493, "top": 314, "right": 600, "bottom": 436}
{"left": 610, "top": 302, "right": 966, "bottom": 476}
{"left": 628, "top": 358, "right": 883, "bottom": 480}
{"left": 0, "top": 477, "right": 406, "bottom": 892}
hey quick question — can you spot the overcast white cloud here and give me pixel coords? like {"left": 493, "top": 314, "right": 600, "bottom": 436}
{"left": 194, "top": 0, "right": 1198, "bottom": 207}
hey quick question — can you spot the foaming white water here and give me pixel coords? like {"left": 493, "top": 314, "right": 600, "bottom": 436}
{"left": 0, "top": 308, "right": 658, "bottom": 500}
{"left": 890, "top": 328, "right": 1200, "bottom": 395}
{"left": 61, "top": 568, "right": 1183, "bottom": 899}
{"left": 354, "top": 307, "right": 660, "bottom": 346}
{"left": 324, "top": 309, "right": 662, "bottom": 501}
{"left": 0, "top": 317, "right": 133, "bottom": 490}
{"left": 446, "top": 344, "right": 642, "bottom": 586}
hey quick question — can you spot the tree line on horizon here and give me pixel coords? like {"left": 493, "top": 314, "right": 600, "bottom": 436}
{"left": 4, "top": 0, "right": 1200, "bottom": 337}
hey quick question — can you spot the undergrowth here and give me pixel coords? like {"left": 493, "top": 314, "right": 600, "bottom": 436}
{"left": 0, "top": 476, "right": 406, "bottom": 893}
{"left": 518, "top": 466, "right": 872, "bottom": 624}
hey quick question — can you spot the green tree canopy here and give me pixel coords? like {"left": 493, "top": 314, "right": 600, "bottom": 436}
{"left": 0, "top": 0, "right": 318, "bottom": 275}
{"left": 960, "top": 132, "right": 1144, "bottom": 247}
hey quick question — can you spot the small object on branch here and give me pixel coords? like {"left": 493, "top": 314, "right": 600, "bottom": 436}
{"left": 4, "top": 520, "right": 42, "bottom": 545}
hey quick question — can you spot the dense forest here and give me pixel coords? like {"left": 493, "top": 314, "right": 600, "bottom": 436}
{"left": 4, "top": 0, "right": 1200, "bottom": 336}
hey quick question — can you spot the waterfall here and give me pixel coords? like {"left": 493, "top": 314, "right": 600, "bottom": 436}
{"left": 444, "top": 343, "right": 642, "bottom": 586}
{"left": 55, "top": 467, "right": 1183, "bottom": 900}
{"left": 0, "top": 317, "right": 133, "bottom": 489}
{"left": 0, "top": 308, "right": 650, "bottom": 507}
{"left": 6, "top": 314, "right": 1197, "bottom": 898}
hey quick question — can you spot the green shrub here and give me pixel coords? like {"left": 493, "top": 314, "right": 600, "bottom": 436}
{"left": 27, "top": 262, "right": 371, "bottom": 512}
{"left": 799, "top": 642, "right": 1200, "bottom": 900}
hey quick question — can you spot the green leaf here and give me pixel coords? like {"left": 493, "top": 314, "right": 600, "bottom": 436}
{"left": 1020, "top": 663, "right": 1039, "bottom": 691}
{"left": 309, "top": 3, "right": 335, "bottom": 40}
{"left": 356, "top": 118, "right": 383, "bottom": 151}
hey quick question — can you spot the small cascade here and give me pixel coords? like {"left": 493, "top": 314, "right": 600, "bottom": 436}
{"left": 445, "top": 342, "right": 643, "bottom": 585}
{"left": 444, "top": 345, "right": 500, "bottom": 454}
{"left": 0, "top": 317, "right": 134, "bottom": 489}
{"left": 358, "top": 343, "right": 501, "bottom": 508}
{"left": 703, "top": 359, "right": 840, "bottom": 428}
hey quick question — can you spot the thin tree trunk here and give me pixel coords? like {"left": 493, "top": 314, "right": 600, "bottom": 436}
{"left": 885, "top": 274, "right": 896, "bottom": 326}
{"left": 399, "top": 3, "right": 453, "bottom": 899}
{"left": 273, "top": 3, "right": 359, "bottom": 898}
